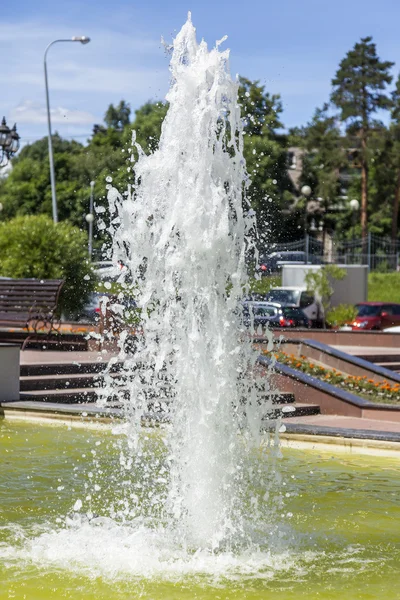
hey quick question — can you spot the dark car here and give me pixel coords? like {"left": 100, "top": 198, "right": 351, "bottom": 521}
{"left": 351, "top": 302, "right": 400, "bottom": 331}
{"left": 242, "top": 301, "right": 310, "bottom": 329}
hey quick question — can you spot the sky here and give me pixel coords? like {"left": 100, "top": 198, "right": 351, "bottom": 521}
{"left": 3, "top": 0, "right": 400, "bottom": 146}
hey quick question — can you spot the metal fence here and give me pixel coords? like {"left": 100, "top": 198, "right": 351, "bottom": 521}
{"left": 265, "top": 233, "right": 400, "bottom": 272}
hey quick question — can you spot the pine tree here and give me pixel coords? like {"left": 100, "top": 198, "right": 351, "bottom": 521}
{"left": 331, "top": 37, "right": 393, "bottom": 244}
{"left": 302, "top": 104, "right": 345, "bottom": 208}
{"left": 390, "top": 75, "right": 400, "bottom": 244}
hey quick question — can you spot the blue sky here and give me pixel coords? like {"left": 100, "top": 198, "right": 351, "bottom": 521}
{"left": 3, "top": 0, "right": 400, "bottom": 145}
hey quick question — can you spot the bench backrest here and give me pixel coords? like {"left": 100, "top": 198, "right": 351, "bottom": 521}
{"left": 0, "top": 279, "right": 64, "bottom": 324}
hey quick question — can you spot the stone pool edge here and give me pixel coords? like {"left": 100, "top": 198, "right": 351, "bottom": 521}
{"left": 2, "top": 401, "right": 400, "bottom": 456}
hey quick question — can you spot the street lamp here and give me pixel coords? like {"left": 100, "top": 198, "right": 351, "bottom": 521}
{"left": 44, "top": 36, "right": 91, "bottom": 224}
{"left": 349, "top": 199, "right": 359, "bottom": 239}
{"left": 301, "top": 185, "right": 312, "bottom": 264}
{"left": 349, "top": 198, "right": 360, "bottom": 261}
{"left": 0, "top": 117, "right": 20, "bottom": 168}
{"left": 85, "top": 180, "right": 95, "bottom": 258}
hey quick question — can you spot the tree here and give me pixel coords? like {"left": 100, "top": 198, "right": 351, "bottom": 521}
{"left": 331, "top": 37, "right": 394, "bottom": 243}
{"left": 300, "top": 105, "right": 345, "bottom": 206}
{"left": 390, "top": 75, "right": 400, "bottom": 243}
{"left": 125, "top": 101, "right": 169, "bottom": 153}
{"left": 0, "top": 215, "right": 95, "bottom": 316}
{"left": 104, "top": 100, "right": 131, "bottom": 130}
{"left": 238, "top": 77, "right": 295, "bottom": 246}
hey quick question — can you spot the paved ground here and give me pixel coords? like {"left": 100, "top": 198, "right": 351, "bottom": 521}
{"left": 288, "top": 413, "right": 400, "bottom": 432}
{"left": 20, "top": 349, "right": 115, "bottom": 365}
{"left": 333, "top": 345, "right": 400, "bottom": 356}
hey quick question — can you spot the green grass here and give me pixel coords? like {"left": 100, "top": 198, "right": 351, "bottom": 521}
{"left": 368, "top": 272, "right": 400, "bottom": 303}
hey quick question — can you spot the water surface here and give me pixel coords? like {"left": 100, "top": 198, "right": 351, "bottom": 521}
{"left": 1, "top": 421, "right": 399, "bottom": 599}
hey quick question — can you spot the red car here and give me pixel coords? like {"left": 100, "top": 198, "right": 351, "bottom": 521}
{"left": 351, "top": 302, "right": 400, "bottom": 331}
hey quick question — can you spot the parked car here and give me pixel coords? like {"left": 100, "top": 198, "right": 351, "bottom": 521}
{"left": 242, "top": 301, "right": 311, "bottom": 329}
{"left": 264, "top": 287, "right": 323, "bottom": 328}
{"left": 258, "top": 251, "right": 322, "bottom": 275}
{"left": 351, "top": 302, "right": 400, "bottom": 331}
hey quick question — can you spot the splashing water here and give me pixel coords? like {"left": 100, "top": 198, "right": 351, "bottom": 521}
{"left": 99, "top": 14, "right": 275, "bottom": 552}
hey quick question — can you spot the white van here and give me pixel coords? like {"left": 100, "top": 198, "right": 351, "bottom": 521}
{"left": 265, "top": 286, "right": 324, "bottom": 328}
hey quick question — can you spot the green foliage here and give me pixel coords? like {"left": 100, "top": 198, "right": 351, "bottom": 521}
{"left": 0, "top": 215, "right": 95, "bottom": 316}
{"left": 300, "top": 105, "right": 345, "bottom": 205}
{"left": 247, "top": 275, "right": 281, "bottom": 296}
{"left": 305, "top": 265, "right": 346, "bottom": 317}
{"left": 326, "top": 304, "right": 358, "bottom": 328}
{"left": 104, "top": 100, "right": 131, "bottom": 129}
{"left": 238, "top": 77, "right": 295, "bottom": 245}
{"left": 127, "top": 101, "right": 169, "bottom": 153}
{"left": 331, "top": 36, "right": 394, "bottom": 129}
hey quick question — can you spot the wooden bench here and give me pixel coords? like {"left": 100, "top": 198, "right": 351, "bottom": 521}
{"left": 0, "top": 279, "right": 64, "bottom": 349}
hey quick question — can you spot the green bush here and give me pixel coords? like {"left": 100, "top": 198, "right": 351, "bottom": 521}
{"left": 326, "top": 304, "right": 358, "bottom": 328}
{"left": 0, "top": 215, "right": 95, "bottom": 316}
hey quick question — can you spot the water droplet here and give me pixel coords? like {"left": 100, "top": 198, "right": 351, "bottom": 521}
{"left": 73, "top": 499, "right": 82, "bottom": 511}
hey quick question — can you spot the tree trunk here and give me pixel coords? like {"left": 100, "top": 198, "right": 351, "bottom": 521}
{"left": 361, "top": 133, "right": 368, "bottom": 261}
{"left": 392, "top": 168, "right": 400, "bottom": 244}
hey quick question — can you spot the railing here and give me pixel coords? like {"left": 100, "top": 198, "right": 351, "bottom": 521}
{"left": 264, "top": 233, "right": 400, "bottom": 272}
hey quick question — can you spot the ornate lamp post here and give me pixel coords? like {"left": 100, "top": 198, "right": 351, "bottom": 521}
{"left": 0, "top": 117, "right": 20, "bottom": 168}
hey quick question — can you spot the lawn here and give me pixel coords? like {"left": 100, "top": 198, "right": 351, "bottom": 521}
{"left": 368, "top": 272, "right": 400, "bottom": 303}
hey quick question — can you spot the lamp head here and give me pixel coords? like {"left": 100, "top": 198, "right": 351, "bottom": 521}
{"left": 72, "top": 36, "right": 91, "bottom": 44}
{"left": 349, "top": 199, "right": 360, "bottom": 211}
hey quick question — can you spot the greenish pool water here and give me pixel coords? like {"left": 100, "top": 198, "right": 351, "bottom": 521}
{"left": 1, "top": 420, "right": 400, "bottom": 600}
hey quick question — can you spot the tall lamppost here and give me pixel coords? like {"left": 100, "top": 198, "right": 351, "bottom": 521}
{"left": 85, "top": 180, "right": 95, "bottom": 259}
{"left": 349, "top": 198, "right": 360, "bottom": 263}
{"left": 0, "top": 117, "right": 20, "bottom": 168}
{"left": 349, "top": 199, "right": 359, "bottom": 241}
{"left": 44, "top": 36, "right": 91, "bottom": 224}
{"left": 301, "top": 185, "right": 312, "bottom": 264}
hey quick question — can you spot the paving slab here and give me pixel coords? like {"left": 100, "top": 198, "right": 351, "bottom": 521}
{"left": 20, "top": 350, "right": 118, "bottom": 366}
{"left": 284, "top": 414, "right": 400, "bottom": 441}
{"left": 333, "top": 345, "right": 400, "bottom": 356}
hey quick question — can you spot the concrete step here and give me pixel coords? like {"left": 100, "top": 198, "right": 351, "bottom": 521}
{"left": 20, "top": 361, "right": 123, "bottom": 378}
{"left": 357, "top": 354, "right": 400, "bottom": 364}
{"left": 20, "top": 373, "right": 99, "bottom": 391}
{"left": 20, "top": 388, "right": 98, "bottom": 404}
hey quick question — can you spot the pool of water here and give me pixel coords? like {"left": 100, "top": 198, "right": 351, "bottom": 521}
{"left": 1, "top": 420, "right": 400, "bottom": 599}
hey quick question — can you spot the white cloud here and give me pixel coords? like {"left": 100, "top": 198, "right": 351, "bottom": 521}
{"left": 10, "top": 100, "right": 97, "bottom": 125}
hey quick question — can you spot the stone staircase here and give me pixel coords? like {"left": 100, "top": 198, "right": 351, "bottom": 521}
{"left": 18, "top": 360, "right": 320, "bottom": 420}
{"left": 356, "top": 353, "right": 400, "bottom": 373}
{"left": 19, "top": 360, "right": 122, "bottom": 404}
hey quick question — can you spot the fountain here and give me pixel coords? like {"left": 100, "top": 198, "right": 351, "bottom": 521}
{"left": 99, "top": 12, "right": 272, "bottom": 553}
{"left": 1, "top": 15, "right": 400, "bottom": 600}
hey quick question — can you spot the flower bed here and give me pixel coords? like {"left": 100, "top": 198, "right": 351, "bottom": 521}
{"left": 264, "top": 350, "right": 400, "bottom": 405}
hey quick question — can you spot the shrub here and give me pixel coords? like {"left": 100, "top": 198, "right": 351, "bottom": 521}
{"left": 0, "top": 215, "right": 95, "bottom": 316}
{"left": 326, "top": 304, "right": 358, "bottom": 328}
